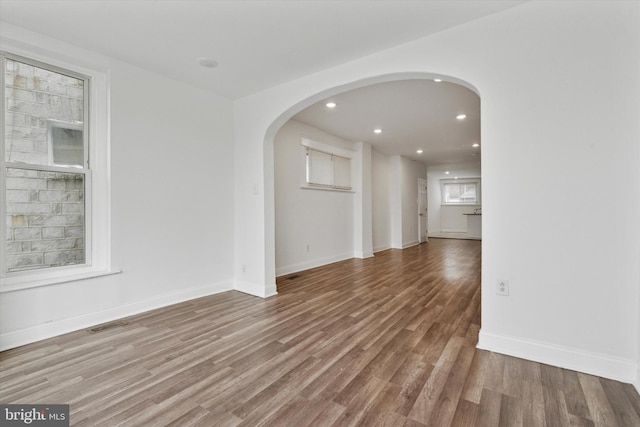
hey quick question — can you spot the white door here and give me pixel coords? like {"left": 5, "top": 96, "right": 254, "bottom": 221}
{"left": 418, "top": 178, "right": 428, "bottom": 243}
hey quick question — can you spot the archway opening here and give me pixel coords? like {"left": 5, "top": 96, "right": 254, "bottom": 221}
{"left": 263, "top": 72, "right": 481, "bottom": 293}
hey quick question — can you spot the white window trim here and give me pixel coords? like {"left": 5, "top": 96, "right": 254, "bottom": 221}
{"left": 0, "top": 42, "right": 116, "bottom": 292}
{"left": 300, "top": 137, "right": 354, "bottom": 192}
{"left": 440, "top": 178, "right": 481, "bottom": 206}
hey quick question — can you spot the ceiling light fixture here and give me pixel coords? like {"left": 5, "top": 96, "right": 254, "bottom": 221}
{"left": 445, "top": 171, "right": 450, "bottom": 175}
{"left": 456, "top": 114, "right": 467, "bottom": 120}
{"left": 196, "top": 57, "right": 218, "bottom": 68}
{"left": 374, "top": 128, "right": 382, "bottom": 134}
{"left": 434, "top": 78, "right": 442, "bottom": 82}
{"left": 326, "top": 102, "right": 336, "bottom": 108}
{"left": 454, "top": 177, "right": 459, "bottom": 180}
{"left": 472, "top": 143, "right": 480, "bottom": 147}
{"left": 416, "top": 149, "right": 423, "bottom": 154}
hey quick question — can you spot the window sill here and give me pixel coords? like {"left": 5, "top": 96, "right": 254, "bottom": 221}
{"left": 301, "top": 185, "right": 355, "bottom": 193}
{"left": 0, "top": 268, "right": 122, "bottom": 293}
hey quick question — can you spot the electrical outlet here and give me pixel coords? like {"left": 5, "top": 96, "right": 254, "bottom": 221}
{"left": 306, "top": 244, "right": 310, "bottom": 252}
{"left": 496, "top": 280, "right": 509, "bottom": 296}
{"left": 242, "top": 264, "right": 247, "bottom": 273}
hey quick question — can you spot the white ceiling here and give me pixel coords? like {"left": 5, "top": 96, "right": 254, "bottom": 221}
{"left": 0, "top": 0, "right": 524, "bottom": 166}
{"left": 294, "top": 79, "right": 481, "bottom": 165}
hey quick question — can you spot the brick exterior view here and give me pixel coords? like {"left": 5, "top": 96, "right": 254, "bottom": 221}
{"left": 4, "top": 58, "right": 86, "bottom": 272}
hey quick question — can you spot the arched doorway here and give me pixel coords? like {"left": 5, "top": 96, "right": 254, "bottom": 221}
{"left": 262, "top": 73, "right": 481, "bottom": 294}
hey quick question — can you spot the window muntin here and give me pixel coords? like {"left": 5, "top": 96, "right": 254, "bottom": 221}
{"left": 2, "top": 54, "right": 90, "bottom": 275}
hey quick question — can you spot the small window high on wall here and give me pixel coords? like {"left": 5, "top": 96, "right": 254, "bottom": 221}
{"left": 441, "top": 179, "right": 481, "bottom": 205}
{"left": 302, "top": 138, "right": 352, "bottom": 191}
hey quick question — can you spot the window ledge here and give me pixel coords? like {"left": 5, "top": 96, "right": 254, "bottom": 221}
{"left": 301, "top": 185, "right": 355, "bottom": 193}
{"left": 0, "top": 268, "right": 122, "bottom": 293}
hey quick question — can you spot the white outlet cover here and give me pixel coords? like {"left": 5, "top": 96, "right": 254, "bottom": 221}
{"left": 496, "top": 280, "right": 509, "bottom": 296}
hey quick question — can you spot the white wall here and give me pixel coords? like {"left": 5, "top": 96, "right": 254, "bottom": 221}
{"left": 388, "top": 155, "right": 427, "bottom": 248}
{"left": 0, "top": 25, "right": 235, "bottom": 350}
{"left": 234, "top": 1, "right": 640, "bottom": 384}
{"left": 400, "top": 157, "right": 427, "bottom": 247}
{"left": 371, "top": 149, "right": 390, "bottom": 252}
{"left": 274, "top": 120, "right": 355, "bottom": 276}
{"left": 389, "top": 156, "right": 403, "bottom": 248}
{"left": 352, "top": 141, "right": 373, "bottom": 259}
{"left": 427, "top": 163, "right": 482, "bottom": 234}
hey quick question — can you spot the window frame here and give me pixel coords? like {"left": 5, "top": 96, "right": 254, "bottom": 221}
{"left": 440, "top": 178, "right": 481, "bottom": 206}
{"left": 0, "top": 47, "right": 114, "bottom": 292}
{"left": 301, "top": 137, "right": 353, "bottom": 192}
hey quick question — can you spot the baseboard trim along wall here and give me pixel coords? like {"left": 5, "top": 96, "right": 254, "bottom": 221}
{"left": 373, "top": 245, "right": 390, "bottom": 253}
{"left": 478, "top": 330, "right": 637, "bottom": 385}
{"left": 0, "top": 280, "right": 234, "bottom": 352}
{"left": 402, "top": 240, "right": 420, "bottom": 249}
{"left": 275, "top": 252, "right": 354, "bottom": 278}
{"left": 234, "top": 279, "right": 278, "bottom": 299}
{"left": 354, "top": 251, "right": 374, "bottom": 259}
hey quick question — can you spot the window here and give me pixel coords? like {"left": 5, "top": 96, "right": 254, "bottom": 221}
{"left": 302, "top": 138, "right": 352, "bottom": 191}
{"left": 1, "top": 49, "right": 112, "bottom": 291}
{"left": 441, "top": 179, "right": 480, "bottom": 205}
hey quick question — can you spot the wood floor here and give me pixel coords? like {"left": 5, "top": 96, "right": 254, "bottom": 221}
{"left": 2, "top": 239, "right": 640, "bottom": 426}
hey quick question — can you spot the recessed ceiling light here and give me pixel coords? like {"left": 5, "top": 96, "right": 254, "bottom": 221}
{"left": 434, "top": 78, "right": 442, "bottom": 82}
{"left": 196, "top": 57, "right": 218, "bottom": 68}
{"left": 374, "top": 128, "right": 382, "bottom": 134}
{"left": 472, "top": 143, "right": 480, "bottom": 147}
{"left": 445, "top": 171, "right": 450, "bottom": 175}
{"left": 416, "top": 149, "right": 423, "bottom": 154}
{"left": 454, "top": 177, "right": 459, "bottom": 180}
{"left": 456, "top": 114, "right": 467, "bottom": 120}
{"left": 326, "top": 102, "right": 336, "bottom": 108}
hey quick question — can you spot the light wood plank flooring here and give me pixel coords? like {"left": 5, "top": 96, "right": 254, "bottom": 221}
{"left": 1, "top": 239, "right": 639, "bottom": 426}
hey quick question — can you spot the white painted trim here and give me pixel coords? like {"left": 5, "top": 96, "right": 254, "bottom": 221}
{"left": 402, "top": 240, "right": 420, "bottom": 249}
{"left": 441, "top": 228, "right": 467, "bottom": 233}
{"left": 373, "top": 245, "right": 391, "bottom": 253}
{"left": 354, "top": 251, "right": 374, "bottom": 259}
{"left": 1, "top": 268, "right": 122, "bottom": 293}
{"left": 635, "top": 365, "right": 640, "bottom": 395}
{"left": 478, "top": 330, "right": 637, "bottom": 385}
{"left": 234, "top": 279, "right": 278, "bottom": 298}
{"left": 0, "top": 279, "right": 234, "bottom": 351}
{"left": 275, "top": 252, "right": 353, "bottom": 277}
{"left": 0, "top": 28, "right": 113, "bottom": 291}
{"left": 301, "top": 137, "right": 354, "bottom": 159}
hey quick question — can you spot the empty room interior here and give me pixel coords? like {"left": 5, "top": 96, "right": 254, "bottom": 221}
{"left": 1, "top": 1, "right": 640, "bottom": 425}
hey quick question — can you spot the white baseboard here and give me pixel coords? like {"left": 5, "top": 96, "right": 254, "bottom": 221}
{"left": 402, "top": 240, "right": 420, "bottom": 249}
{"left": 0, "top": 279, "right": 234, "bottom": 351}
{"left": 373, "top": 244, "right": 390, "bottom": 253}
{"left": 442, "top": 228, "right": 466, "bottom": 233}
{"left": 478, "top": 330, "right": 637, "bottom": 385}
{"left": 234, "top": 279, "right": 278, "bottom": 298}
{"left": 635, "top": 366, "right": 640, "bottom": 394}
{"left": 275, "top": 252, "right": 353, "bottom": 277}
{"left": 391, "top": 241, "right": 419, "bottom": 250}
{"left": 354, "top": 251, "right": 374, "bottom": 259}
